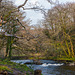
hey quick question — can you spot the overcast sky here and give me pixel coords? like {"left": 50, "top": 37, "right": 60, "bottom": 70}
{"left": 10, "top": 0, "right": 75, "bottom": 25}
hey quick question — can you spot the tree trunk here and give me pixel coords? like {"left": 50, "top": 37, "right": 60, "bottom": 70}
{"left": 9, "top": 36, "right": 12, "bottom": 58}
{"left": 5, "top": 37, "right": 9, "bottom": 57}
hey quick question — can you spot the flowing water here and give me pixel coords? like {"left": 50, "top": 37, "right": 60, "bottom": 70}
{"left": 11, "top": 60, "right": 75, "bottom": 75}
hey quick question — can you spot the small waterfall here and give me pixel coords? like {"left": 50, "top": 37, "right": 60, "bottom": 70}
{"left": 41, "top": 63, "right": 64, "bottom": 67}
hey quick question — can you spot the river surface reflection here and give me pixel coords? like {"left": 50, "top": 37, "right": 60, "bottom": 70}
{"left": 11, "top": 60, "right": 75, "bottom": 75}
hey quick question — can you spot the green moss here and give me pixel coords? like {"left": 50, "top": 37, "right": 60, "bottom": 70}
{"left": 0, "top": 58, "right": 33, "bottom": 74}
{"left": 56, "top": 57, "right": 75, "bottom": 61}
{"left": 0, "top": 66, "right": 13, "bottom": 73}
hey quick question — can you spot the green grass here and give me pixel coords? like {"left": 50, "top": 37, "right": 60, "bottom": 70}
{"left": 0, "top": 58, "right": 34, "bottom": 74}
{"left": 33, "top": 56, "right": 75, "bottom": 62}
{"left": 44, "top": 56, "right": 75, "bottom": 62}
{"left": 56, "top": 57, "right": 75, "bottom": 61}
{"left": 0, "top": 66, "right": 13, "bottom": 73}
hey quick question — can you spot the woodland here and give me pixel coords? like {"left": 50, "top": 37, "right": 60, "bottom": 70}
{"left": 0, "top": 0, "right": 75, "bottom": 60}
{"left": 0, "top": 0, "right": 75, "bottom": 75}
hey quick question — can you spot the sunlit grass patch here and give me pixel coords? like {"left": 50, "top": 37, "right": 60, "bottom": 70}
{"left": 0, "top": 66, "right": 13, "bottom": 73}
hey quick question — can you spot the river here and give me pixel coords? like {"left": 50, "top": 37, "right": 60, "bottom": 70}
{"left": 11, "top": 60, "right": 75, "bottom": 75}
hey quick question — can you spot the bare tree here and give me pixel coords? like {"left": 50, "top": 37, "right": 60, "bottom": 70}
{"left": 43, "top": 2, "right": 75, "bottom": 58}
{"left": 18, "top": 0, "right": 28, "bottom": 11}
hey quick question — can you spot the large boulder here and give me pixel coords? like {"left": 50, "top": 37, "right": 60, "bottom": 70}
{"left": 64, "top": 61, "right": 75, "bottom": 66}
{"left": 24, "top": 60, "right": 43, "bottom": 65}
{"left": 34, "top": 69, "right": 42, "bottom": 75}
{"left": 68, "top": 62, "right": 75, "bottom": 66}
{"left": 33, "top": 60, "right": 43, "bottom": 65}
{"left": 0, "top": 71, "right": 14, "bottom": 75}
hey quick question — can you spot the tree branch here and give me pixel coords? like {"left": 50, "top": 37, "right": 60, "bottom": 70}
{"left": 47, "top": 0, "right": 59, "bottom": 4}
{"left": 16, "top": 18, "right": 39, "bottom": 40}
{"left": 21, "top": 7, "right": 46, "bottom": 16}
{"left": 18, "top": 0, "right": 28, "bottom": 11}
{"left": 0, "top": 0, "right": 2, "bottom": 2}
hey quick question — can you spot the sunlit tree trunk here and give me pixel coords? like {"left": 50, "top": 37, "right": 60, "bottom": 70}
{"left": 60, "top": 43, "right": 68, "bottom": 57}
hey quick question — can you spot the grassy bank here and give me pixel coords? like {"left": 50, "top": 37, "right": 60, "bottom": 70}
{"left": 11, "top": 55, "right": 75, "bottom": 62}
{"left": 29, "top": 56, "right": 75, "bottom": 63}
{"left": 43, "top": 57, "right": 75, "bottom": 62}
{"left": 0, "top": 58, "right": 34, "bottom": 75}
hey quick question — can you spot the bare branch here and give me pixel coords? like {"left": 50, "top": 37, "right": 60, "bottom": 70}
{"left": 17, "top": 0, "right": 46, "bottom": 15}
{"left": 16, "top": 19, "right": 26, "bottom": 30}
{"left": 16, "top": 18, "right": 39, "bottom": 41}
{"left": 18, "top": 0, "right": 28, "bottom": 11}
{"left": 21, "top": 7, "right": 46, "bottom": 16}
{"left": 0, "top": 0, "right": 2, "bottom": 2}
{"left": 47, "top": 0, "right": 59, "bottom": 5}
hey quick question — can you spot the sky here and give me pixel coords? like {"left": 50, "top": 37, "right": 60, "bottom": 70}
{"left": 10, "top": 0, "right": 75, "bottom": 25}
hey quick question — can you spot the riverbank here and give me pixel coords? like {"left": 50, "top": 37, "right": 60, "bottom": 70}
{"left": 0, "top": 57, "right": 74, "bottom": 75}
{"left": 40, "top": 57, "right": 75, "bottom": 66}
{"left": 0, "top": 58, "right": 34, "bottom": 75}
{"left": 11, "top": 56, "right": 75, "bottom": 61}
{"left": 11, "top": 59, "right": 75, "bottom": 75}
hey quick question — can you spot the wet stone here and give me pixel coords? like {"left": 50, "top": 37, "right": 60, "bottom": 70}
{"left": 34, "top": 69, "right": 42, "bottom": 75}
